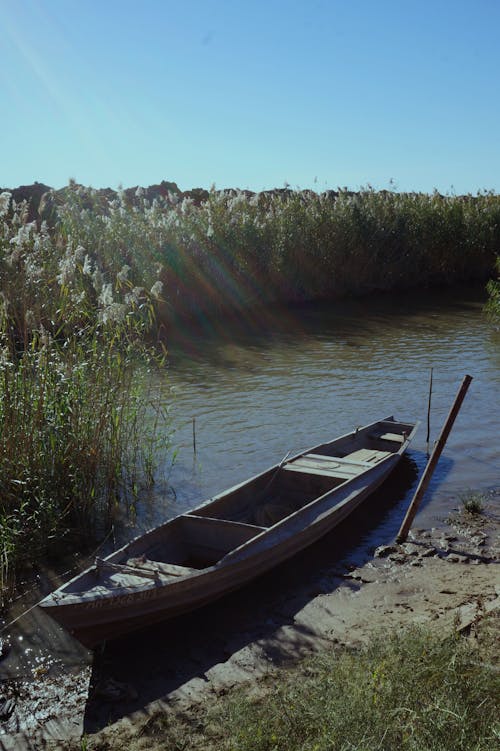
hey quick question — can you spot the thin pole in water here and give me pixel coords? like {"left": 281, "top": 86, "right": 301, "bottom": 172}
{"left": 396, "top": 374, "right": 473, "bottom": 543}
{"left": 192, "top": 416, "right": 197, "bottom": 455}
{"left": 426, "top": 367, "right": 433, "bottom": 455}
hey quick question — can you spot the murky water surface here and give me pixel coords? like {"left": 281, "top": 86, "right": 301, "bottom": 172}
{"left": 1, "top": 284, "right": 499, "bottom": 693}
{"left": 145, "top": 284, "right": 500, "bottom": 530}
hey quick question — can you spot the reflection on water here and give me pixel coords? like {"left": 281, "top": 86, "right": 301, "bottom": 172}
{"left": 137, "top": 283, "right": 499, "bottom": 534}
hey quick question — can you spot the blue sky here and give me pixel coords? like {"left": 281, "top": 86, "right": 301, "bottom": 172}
{"left": 1, "top": 0, "right": 499, "bottom": 193}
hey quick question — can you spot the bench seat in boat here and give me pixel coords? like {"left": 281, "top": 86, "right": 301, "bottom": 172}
{"left": 283, "top": 449, "right": 391, "bottom": 479}
{"left": 284, "top": 454, "right": 366, "bottom": 480}
{"left": 95, "top": 557, "right": 197, "bottom": 580}
{"left": 344, "top": 448, "right": 391, "bottom": 464}
{"left": 375, "top": 432, "right": 406, "bottom": 444}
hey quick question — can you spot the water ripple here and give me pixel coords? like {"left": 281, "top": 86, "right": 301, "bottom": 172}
{"left": 142, "top": 286, "right": 499, "bottom": 533}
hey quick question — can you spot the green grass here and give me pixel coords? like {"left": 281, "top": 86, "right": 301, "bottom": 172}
{"left": 485, "top": 258, "right": 500, "bottom": 323}
{"left": 140, "top": 625, "right": 499, "bottom": 751}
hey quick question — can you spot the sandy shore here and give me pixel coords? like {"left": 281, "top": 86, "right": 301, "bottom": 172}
{"left": 1, "top": 498, "right": 498, "bottom": 750}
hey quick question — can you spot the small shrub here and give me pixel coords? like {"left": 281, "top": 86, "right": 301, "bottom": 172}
{"left": 461, "top": 491, "right": 485, "bottom": 515}
{"left": 485, "top": 258, "right": 500, "bottom": 323}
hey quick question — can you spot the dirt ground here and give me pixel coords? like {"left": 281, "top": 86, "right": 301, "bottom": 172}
{"left": 1, "top": 498, "right": 498, "bottom": 751}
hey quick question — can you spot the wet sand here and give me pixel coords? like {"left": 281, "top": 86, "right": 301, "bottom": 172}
{"left": 0, "top": 496, "right": 498, "bottom": 750}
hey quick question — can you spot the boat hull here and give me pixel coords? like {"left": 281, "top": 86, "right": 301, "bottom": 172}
{"left": 41, "top": 445, "right": 408, "bottom": 647}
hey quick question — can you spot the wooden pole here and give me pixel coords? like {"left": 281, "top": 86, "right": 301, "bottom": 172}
{"left": 396, "top": 374, "right": 473, "bottom": 543}
{"left": 426, "top": 367, "right": 433, "bottom": 454}
{"left": 192, "top": 416, "right": 197, "bottom": 455}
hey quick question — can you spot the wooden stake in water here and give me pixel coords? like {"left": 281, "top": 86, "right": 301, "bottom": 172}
{"left": 426, "top": 367, "right": 433, "bottom": 454}
{"left": 192, "top": 416, "right": 197, "bottom": 455}
{"left": 396, "top": 374, "right": 473, "bottom": 543}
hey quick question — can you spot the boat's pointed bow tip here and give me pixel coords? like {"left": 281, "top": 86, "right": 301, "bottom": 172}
{"left": 38, "top": 593, "right": 59, "bottom": 609}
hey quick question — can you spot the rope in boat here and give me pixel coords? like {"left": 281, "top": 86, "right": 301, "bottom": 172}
{"left": 256, "top": 449, "right": 292, "bottom": 500}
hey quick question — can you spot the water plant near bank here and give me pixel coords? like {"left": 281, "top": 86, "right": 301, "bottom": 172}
{"left": 460, "top": 490, "right": 485, "bottom": 515}
{"left": 0, "top": 192, "right": 169, "bottom": 594}
{"left": 485, "top": 257, "right": 500, "bottom": 323}
{"left": 23, "top": 182, "right": 500, "bottom": 323}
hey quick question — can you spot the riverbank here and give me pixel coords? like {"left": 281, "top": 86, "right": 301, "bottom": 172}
{"left": 1, "top": 493, "right": 497, "bottom": 749}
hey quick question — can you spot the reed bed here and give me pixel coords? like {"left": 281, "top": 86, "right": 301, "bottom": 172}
{"left": 34, "top": 184, "right": 500, "bottom": 322}
{"left": 0, "top": 191, "right": 168, "bottom": 593}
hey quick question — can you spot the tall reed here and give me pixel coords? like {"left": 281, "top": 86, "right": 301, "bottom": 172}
{"left": 0, "top": 191, "right": 169, "bottom": 593}
{"left": 33, "top": 184, "right": 499, "bottom": 324}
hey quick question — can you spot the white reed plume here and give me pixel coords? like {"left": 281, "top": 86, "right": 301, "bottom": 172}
{"left": 0, "top": 191, "right": 11, "bottom": 217}
{"left": 150, "top": 280, "right": 163, "bottom": 298}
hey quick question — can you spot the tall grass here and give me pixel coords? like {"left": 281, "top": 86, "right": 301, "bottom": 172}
{"left": 0, "top": 191, "right": 169, "bottom": 594}
{"left": 30, "top": 184, "right": 500, "bottom": 324}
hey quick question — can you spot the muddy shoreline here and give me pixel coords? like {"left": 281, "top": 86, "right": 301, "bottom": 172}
{"left": 0, "top": 495, "right": 498, "bottom": 750}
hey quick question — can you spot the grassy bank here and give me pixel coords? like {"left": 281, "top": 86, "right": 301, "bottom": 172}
{"left": 138, "top": 624, "right": 498, "bottom": 751}
{"left": 486, "top": 258, "right": 500, "bottom": 322}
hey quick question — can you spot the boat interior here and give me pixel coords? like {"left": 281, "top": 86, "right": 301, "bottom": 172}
{"left": 117, "top": 419, "right": 413, "bottom": 574}
{"left": 189, "top": 418, "right": 414, "bottom": 525}
{"left": 64, "top": 419, "right": 414, "bottom": 588}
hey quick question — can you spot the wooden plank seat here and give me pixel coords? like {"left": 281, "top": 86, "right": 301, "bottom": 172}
{"left": 283, "top": 463, "right": 357, "bottom": 480}
{"left": 344, "top": 448, "right": 391, "bottom": 464}
{"left": 374, "top": 432, "right": 405, "bottom": 444}
{"left": 369, "top": 420, "right": 408, "bottom": 445}
{"left": 284, "top": 454, "right": 368, "bottom": 480}
{"left": 307, "top": 453, "right": 373, "bottom": 468}
{"left": 126, "top": 558, "right": 197, "bottom": 577}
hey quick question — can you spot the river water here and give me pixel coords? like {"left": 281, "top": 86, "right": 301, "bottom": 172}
{"left": 1, "top": 283, "right": 499, "bottom": 707}
{"left": 138, "top": 283, "right": 500, "bottom": 534}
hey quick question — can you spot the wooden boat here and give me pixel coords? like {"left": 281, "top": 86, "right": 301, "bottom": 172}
{"left": 39, "top": 416, "right": 418, "bottom": 647}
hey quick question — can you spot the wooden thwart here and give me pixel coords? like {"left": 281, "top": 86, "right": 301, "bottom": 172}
{"left": 306, "top": 453, "right": 373, "bottom": 468}
{"left": 284, "top": 448, "right": 391, "bottom": 478}
{"left": 377, "top": 432, "right": 405, "bottom": 444}
{"left": 346, "top": 448, "right": 391, "bottom": 464}
{"left": 283, "top": 462, "right": 357, "bottom": 479}
{"left": 297, "top": 456, "right": 359, "bottom": 473}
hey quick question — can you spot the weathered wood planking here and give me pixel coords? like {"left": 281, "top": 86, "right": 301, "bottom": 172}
{"left": 39, "top": 416, "right": 418, "bottom": 647}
